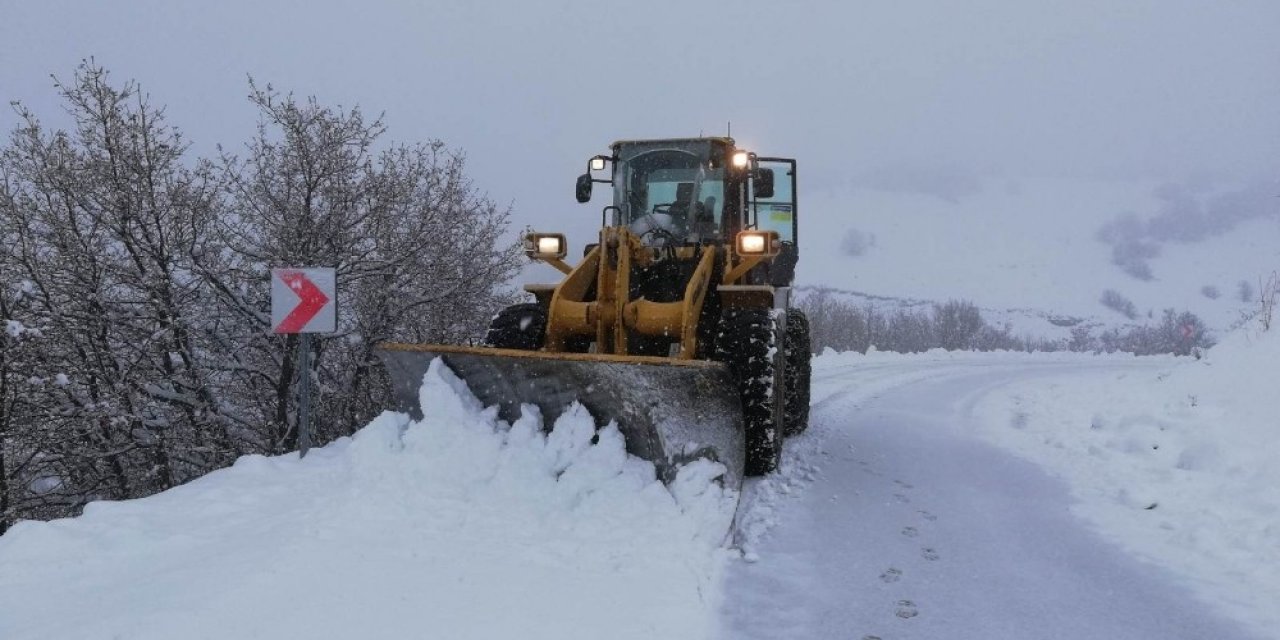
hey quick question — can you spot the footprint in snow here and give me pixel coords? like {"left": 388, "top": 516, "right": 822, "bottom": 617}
{"left": 892, "top": 493, "right": 910, "bottom": 504}
{"left": 894, "top": 479, "right": 914, "bottom": 490}
{"left": 879, "top": 567, "right": 902, "bottom": 583}
{"left": 921, "top": 547, "right": 939, "bottom": 561}
{"left": 917, "top": 509, "right": 937, "bottom": 522}
{"left": 895, "top": 600, "right": 919, "bottom": 619}
{"left": 901, "top": 526, "right": 918, "bottom": 538}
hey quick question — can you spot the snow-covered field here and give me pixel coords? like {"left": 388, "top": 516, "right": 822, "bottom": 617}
{"left": 2, "top": 326, "right": 1276, "bottom": 638}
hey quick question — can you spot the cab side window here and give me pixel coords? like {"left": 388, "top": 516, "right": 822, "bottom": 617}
{"left": 752, "top": 160, "right": 796, "bottom": 243}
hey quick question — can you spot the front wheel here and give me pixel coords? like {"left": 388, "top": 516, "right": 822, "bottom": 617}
{"left": 783, "top": 308, "right": 812, "bottom": 436}
{"left": 484, "top": 303, "right": 547, "bottom": 350}
{"left": 715, "top": 308, "right": 782, "bottom": 476}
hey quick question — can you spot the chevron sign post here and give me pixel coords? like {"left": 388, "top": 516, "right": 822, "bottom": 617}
{"left": 271, "top": 268, "right": 336, "bottom": 334}
{"left": 271, "top": 268, "right": 336, "bottom": 458}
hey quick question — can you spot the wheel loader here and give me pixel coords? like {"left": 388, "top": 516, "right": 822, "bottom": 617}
{"left": 376, "top": 137, "right": 811, "bottom": 493}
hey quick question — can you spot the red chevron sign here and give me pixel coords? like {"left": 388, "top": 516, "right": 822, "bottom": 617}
{"left": 271, "top": 268, "right": 336, "bottom": 334}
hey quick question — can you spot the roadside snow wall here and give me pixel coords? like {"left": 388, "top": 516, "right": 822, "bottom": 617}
{"left": 0, "top": 359, "right": 736, "bottom": 640}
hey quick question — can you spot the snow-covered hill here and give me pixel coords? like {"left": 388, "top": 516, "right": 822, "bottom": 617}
{"left": 796, "top": 178, "right": 1280, "bottom": 336}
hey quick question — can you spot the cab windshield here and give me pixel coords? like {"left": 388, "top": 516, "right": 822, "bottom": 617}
{"left": 614, "top": 141, "right": 726, "bottom": 244}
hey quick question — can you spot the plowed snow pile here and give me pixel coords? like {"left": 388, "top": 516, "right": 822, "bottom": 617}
{"left": 973, "top": 321, "right": 1280, "bottom": 636}
{"left": 0, "top": 360, "right": 736, "bottom": 640}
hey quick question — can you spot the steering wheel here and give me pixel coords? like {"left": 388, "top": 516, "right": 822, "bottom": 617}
{"left": 634, "top": 203, "right": 681, "bottom": 247}
{"left": 640, "top": 224, "right": 679, "bottom": 247}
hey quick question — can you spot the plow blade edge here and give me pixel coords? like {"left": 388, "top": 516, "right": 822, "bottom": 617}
{"left": 375, "top": 344, "right": 746, "bottom": 491}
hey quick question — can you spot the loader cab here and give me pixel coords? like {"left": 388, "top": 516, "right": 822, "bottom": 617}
{"left": 578, "top": 137, "right": 798, "bottom": 284}
{"left": 608, "top": 138, "right": 738, "bottom": 246}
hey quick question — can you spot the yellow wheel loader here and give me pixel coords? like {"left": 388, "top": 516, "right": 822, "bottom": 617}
{"left": 376, "top": 137, "right": 811, "bottom": 492}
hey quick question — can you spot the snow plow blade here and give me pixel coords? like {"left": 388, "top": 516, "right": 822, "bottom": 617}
{"left": 375, "top": 343, "right": 745, "bottom": 491}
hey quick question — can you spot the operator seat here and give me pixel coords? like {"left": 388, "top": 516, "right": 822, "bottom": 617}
{"left": 690, "top": 195, "right": 717, "bottom": 241}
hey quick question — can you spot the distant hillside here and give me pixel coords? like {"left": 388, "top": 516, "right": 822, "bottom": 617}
{"left": 795, "top": 177, "right": 1279, "bottom": 337}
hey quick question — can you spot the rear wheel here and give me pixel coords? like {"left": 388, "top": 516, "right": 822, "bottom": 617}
{"left": 715, "top": 308, "right": 782, "bottom": 476}
{"left": 783, "top": 308, "right": 813, "bottom": 436}
{"left": 485, "top": 303, "right": 547, "bottom": 350}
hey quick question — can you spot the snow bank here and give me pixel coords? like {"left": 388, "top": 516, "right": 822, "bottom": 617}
{"left": 971, "top": 323, "right": 1280, "bottom": 637}
{"left": 0, "top": 359, "right": 736, "bottom": 640}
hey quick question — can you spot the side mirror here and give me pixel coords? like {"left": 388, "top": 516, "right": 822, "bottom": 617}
{"left": 576, "top": 174, "right": 593, "bottom": 203}
{"left": 753, "top": 168, "right": 775, "bottom": 199}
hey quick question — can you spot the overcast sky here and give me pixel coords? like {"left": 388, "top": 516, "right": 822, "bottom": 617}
{"left": 3, "top": 0, "right": 1277, "bottom": 239}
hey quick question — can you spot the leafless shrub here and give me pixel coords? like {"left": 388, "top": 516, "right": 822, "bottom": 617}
{"left": 933, "top": 300, "right": 984, "bottom": 350}
{"left": 1238, "top": 279, "right": 1254, "bottom": 303}
{"left": 1096, "top": 309, "right": 1213, "bottom": 356}
{"left": 798, "top": 293, "right": 1057, "bottom": 355}
{"left": 1260, "top": 271, "right": 1278, "bottom": 332}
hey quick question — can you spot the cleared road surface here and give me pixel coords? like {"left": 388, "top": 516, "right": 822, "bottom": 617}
{"left": 720, "top": 359, "right": 1265, "bottom": 640}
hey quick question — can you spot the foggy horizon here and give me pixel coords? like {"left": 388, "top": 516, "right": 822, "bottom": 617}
{"left": 4, "top": 1, "right": 1278, "bottom": 228}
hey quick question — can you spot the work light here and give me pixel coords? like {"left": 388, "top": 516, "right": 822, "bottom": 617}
{"left": 735, "top": 230, "right": 780, "bottom": 257}
{"left": 524, "top": 233, "right": 568, "bottom": 260}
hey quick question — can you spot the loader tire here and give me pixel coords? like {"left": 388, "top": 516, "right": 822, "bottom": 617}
{"left": 783, "top": 308, "right": 813, "bottom": 436}
{"left": 715, "top": 308, "right": 782, "bottom": 476}
{"left": 485, "top": 303, "right": 547, "bottom": 350}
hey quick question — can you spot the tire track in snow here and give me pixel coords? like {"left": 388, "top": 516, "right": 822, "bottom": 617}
{"left": 719, "top": 358, "right": 1267, "bottom": 640}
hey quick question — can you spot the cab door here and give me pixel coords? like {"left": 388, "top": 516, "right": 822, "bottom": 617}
{"left": 750, "top": 157, "right": 798, "bottom": 285}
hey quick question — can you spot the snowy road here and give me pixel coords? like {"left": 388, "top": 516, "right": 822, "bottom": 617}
{"left": 2, "top": 353, "right": 1273, "bottom": 640}
{"left": 720, "top": 359, "right": 1267, "bottom": 640}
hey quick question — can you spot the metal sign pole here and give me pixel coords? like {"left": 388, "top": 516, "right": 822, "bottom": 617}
{"left": 271, "top": 267, "right": 334, "bottom": 459}
{"left": 298, "top": 333, "right": 313, "bottom": 458}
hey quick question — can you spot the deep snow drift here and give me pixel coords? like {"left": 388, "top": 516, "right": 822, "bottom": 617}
{"left": 973, "top": 318, "right": 1280, "bottom": 636}
{"left": 0, "top": 360, "right": 737, "bottom": 640}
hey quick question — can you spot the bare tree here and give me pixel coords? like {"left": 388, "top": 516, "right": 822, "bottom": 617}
{"left": 0, "top": 62, "right": 234, "bottom": 519}
{"left": 0, "top": 64, "right": 521, "bottom": 524}
{"left": 204, "top": 82, "right": 520, "bottom": 452}
{"left": 933, "top": 300, "right": 984, "bottom": 350}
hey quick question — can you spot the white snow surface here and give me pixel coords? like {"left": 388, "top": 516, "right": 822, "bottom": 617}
{"left": 722, "top": 346, "right": 1274, "bottom": 639}
{"left": 0, "top": 359, "right": 736, "bottom": 640}
{"left": 4, "top": 319, "right": 24, "bottom": 338}
{"left": 972, "top": 321, "right": 1280, "bottom": 636}
{"left": 3, "top": 342, "right": 1277, "bottom": 638}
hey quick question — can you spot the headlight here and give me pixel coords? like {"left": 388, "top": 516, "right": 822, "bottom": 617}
{"left": 524, "top": 233, "right": 567, "bottom": 259}
{"left": 589, "top": 156, "right": 608, "bottom": 171}
{"left": 739, "top": 232, "right": 766, "bottom": 254}
{"left": 732, "top": 151, "right": 750, "bottom": 168}
{"left": 735, "top": 230, "right": 780, "bottom": 257}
